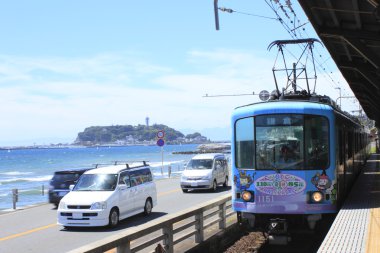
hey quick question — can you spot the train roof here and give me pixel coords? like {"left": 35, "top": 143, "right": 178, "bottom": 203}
{"left": 234, "top": 98, "right": 332, "bottom": 115}
{"left": 233, "top": 94, "right": 361, "bottom": 125}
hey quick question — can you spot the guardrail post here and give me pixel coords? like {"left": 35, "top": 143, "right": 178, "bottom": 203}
{"left": 12, "top": 189, "right": 18, "bottom": 209}
{"left": 219, "top": 202, "right": 226, "bottom": 229}
{"left": 163, "top": 224, "right": 174, "bottom": 253}
{"left": 195, "top": 212, "right": 204, "bottom": 243}
{"left": 117, "top": 239, "right": 131, "bottom": 253}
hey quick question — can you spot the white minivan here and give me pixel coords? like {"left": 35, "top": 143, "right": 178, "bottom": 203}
{"left": 57, "top": 162, "right": 157, "bottom": 228}
{"left": 180, "top": 153, "right": 229, "bottom": 192}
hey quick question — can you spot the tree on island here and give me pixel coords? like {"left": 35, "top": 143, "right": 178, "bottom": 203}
{"left": 74, "top": 124, "right": 207, "bottom": 146}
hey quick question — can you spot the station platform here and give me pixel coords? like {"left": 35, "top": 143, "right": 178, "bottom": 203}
{"left": 318, "top": 153, "right": 380, "bottom": 253}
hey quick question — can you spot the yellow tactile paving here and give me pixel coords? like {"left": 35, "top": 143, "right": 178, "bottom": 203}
{"left": 366, "top": 207, "right": 380, "bottom": 253}
{"left": 318, "top": 152, "right": 380, "bottom": 253}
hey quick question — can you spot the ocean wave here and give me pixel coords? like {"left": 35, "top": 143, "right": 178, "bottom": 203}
{"left": 149, "top": 160, "right": 187, "bottom": 168}
{"left": 18, "top": 188, "right": 47, "bottom": 195}
{"left": 0, "top": 171, "right": 34, "bottom": 176}
{"left": 0, "top": 175, "right": 52, "bottom": 185}
{"left": 0, "top": 192, "right": 10, "bottom": 197}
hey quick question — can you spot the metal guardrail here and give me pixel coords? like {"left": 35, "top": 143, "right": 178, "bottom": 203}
{"left": 68, "top": 194, "right": 233, "bottom": 253}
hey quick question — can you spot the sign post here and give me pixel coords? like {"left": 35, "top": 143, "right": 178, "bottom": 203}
{"left": 156, "top": 130, "right": 165, "bottom": 176}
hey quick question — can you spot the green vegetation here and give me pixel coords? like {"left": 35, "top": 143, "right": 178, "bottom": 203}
{"left": 74, "top": 124, "right": 206, "bottom": 146}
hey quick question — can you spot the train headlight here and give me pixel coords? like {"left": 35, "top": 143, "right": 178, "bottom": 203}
{"left": 311, "top": 191, "right": 323, "bottom": 203}
{"left": 242, "top": 191, "right": 252, "bottom": 201}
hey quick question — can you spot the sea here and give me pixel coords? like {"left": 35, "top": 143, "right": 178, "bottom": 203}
{"left": 0, "top": 144, "right": 198, "bottom": 211}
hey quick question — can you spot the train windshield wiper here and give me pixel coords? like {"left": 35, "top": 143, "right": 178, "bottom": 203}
{"left": 270, "top": 163, "right": 281, "bottom": 173}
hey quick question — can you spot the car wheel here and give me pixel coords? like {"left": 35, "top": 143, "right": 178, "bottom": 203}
{"left": 223, "top": 176, "right": 228, "bottom": 187}
{"left": 182, "top": 189, "right": 188, "bottom": 193}
{"left": 108, "top": 208, "right": 119, "bottom": 228}
{"left": 144, "top": 199, "right": 153, "bottom": 216}
{"left": 212, "top": 180, "right": 217, "bottom": 192}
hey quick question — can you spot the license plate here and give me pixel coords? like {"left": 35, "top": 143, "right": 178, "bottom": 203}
{"left": 191, "top": 182, "right": 198, "bottom": 187}
{"left": 73, "top": 213, "right": 82, "bottom": 219}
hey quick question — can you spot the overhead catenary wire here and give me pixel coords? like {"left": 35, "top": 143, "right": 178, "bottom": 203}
{"left": 218, "top": 7, "right": 279, "bottom": 20}
{"left": 271, "top": 1, "right": 353, "bottom": 95}
{"left": 216, "top": 0, "right": 356, "bottom": 100}
{"left": 203, "top": 92, "right": 257, "bottom": 97}
{"left": 264, "top": 0, "right": 354, "bottom": 97}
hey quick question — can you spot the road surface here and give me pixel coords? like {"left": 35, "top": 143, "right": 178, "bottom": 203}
{"left": 0, "top": 177, "right": 231, "bottom": 253}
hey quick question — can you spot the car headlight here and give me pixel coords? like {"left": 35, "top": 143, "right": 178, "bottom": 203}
{"left": 202, "top": 174, "right": 212, "bottom": 180}
{"left": 311, "top": 191, "right": 323, "bottom": 203}
{"left": 181, "top": 176, "right": 188, "bottom": 180}
{"left": 58, "top": 201, "right": 67, "bottom": 209}
{"left": 91, "top": 201, "right": 107, "bottom": 210}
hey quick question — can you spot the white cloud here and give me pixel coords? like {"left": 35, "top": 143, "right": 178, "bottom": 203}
{"left": 0, "top": 49, "right": 355, "bottom": 146}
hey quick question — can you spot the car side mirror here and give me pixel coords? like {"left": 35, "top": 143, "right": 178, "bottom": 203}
{"left": 69, "top": 185, "right": 75, "bottom": 191}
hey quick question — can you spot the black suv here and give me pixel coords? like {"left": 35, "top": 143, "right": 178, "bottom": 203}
{"left": 48, "top": 169, "right": 90, "bottom": 207}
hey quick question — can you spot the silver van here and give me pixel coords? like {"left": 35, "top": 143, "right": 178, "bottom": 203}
{"left": 180, "top": 153, "right": 229, "bottom": 192}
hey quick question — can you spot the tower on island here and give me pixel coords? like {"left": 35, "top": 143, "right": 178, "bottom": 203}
{"left": 145, "top": 117, "right": 150, "bottom": 128}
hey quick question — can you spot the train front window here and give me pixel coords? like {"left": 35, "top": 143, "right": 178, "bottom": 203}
{"left": 256, "top": 115, "right": 304, "bottom": 170}
{"left": 254, "top": 114, "right": 329, "bottom": 170}
{"left": 235, "top": 117, "right": 255, "bottom": 168}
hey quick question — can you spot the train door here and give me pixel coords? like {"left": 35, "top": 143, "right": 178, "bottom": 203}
{"left": 336, "top": 124, "right": 346, "bottom": 207}
{"left": 343, "top": 128, "right": 350, "bottom": 200}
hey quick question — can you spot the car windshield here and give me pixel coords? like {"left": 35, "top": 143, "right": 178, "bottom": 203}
{"left": 186, "top": 159, "right": 213, "bottom": 170}
{"left": 53, "top": 173, "right": 82, "bottom": 183}
{"left": 74, "top": 174, "right": 118, "bottom": 191}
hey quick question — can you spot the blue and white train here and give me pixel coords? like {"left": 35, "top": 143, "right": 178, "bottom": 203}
{"left": 231, "top": 94, "right": 370, "bottom": 232}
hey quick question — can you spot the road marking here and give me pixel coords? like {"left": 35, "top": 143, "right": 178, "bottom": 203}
{"left": 0, "top": 188, "right": 181, "bottom": 242}
{"left": 158, "top": 188, "right": 181, "bottom": 196}
{"left": 0, "top": 223, "right": 56, "bottom": 242}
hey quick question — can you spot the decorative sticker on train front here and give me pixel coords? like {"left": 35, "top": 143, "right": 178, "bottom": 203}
{"left": 311, "top": 171, "right": 331, "bottom": 192}
{"left": 255, "top": 173, "right": 306, "bottom": 195}
{"left": 234, "top": 170, "right": 253, "bottom": 190}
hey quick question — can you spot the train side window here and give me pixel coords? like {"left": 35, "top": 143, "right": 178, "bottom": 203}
{"left": 347, "top": 131, "right": 353, "bottom": 158}
{"left": 304, "top": 116, "right": 329, "bottom": 169}
{"left": 338, "top": 129, "right": 343, "bottom": 165}
{"left": 235, "top": 117, "right": 255, "bottom": 168}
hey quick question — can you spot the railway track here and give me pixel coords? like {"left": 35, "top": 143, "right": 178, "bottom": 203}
{"left": 223, "top": 215, "right": 335, "bottom": 253}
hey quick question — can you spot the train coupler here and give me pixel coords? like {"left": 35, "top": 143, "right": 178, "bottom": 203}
{"left": 267, "top": 218, "right": 291, "bottom": 245}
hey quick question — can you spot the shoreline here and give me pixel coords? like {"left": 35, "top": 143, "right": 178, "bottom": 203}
{"left": 0, "top": 142, "right": 230, "bottom": 151}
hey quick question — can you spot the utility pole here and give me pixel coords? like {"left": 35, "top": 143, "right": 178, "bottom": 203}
{"left": 214, "top": 0, "right": 220, "bottom": 30}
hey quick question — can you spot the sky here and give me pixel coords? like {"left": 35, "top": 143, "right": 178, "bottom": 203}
{"left": 0, "top": 1, "right": 359, "bottom": 146}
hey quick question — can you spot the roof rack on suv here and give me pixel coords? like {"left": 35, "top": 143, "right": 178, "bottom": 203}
{"left": 93, "top": 163, "right": 115, "bottom": 168}
{"left": 113, "top": 160, "right": 149, "bottom": 169}
{"left": 93, "top": 161, "right": 149, "bottom": 169}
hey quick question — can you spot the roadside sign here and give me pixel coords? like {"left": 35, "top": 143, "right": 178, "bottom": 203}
{"left": 157, "top": 130, "right": 165, "bottom": 139}
{"left": 157, "top": 139, "right": 165, "bottom": 147}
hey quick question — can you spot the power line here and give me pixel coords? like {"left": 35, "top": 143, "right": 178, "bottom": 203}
{"left": 216, "top": 0, "right": 355, "bottom": 99}
{"left": 218, "top": 7, "right": 279, "bottom": 20}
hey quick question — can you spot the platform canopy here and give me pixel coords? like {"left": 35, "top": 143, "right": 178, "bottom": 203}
{"left": 298, "top": 0, "right": 380, "bottom": 126}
